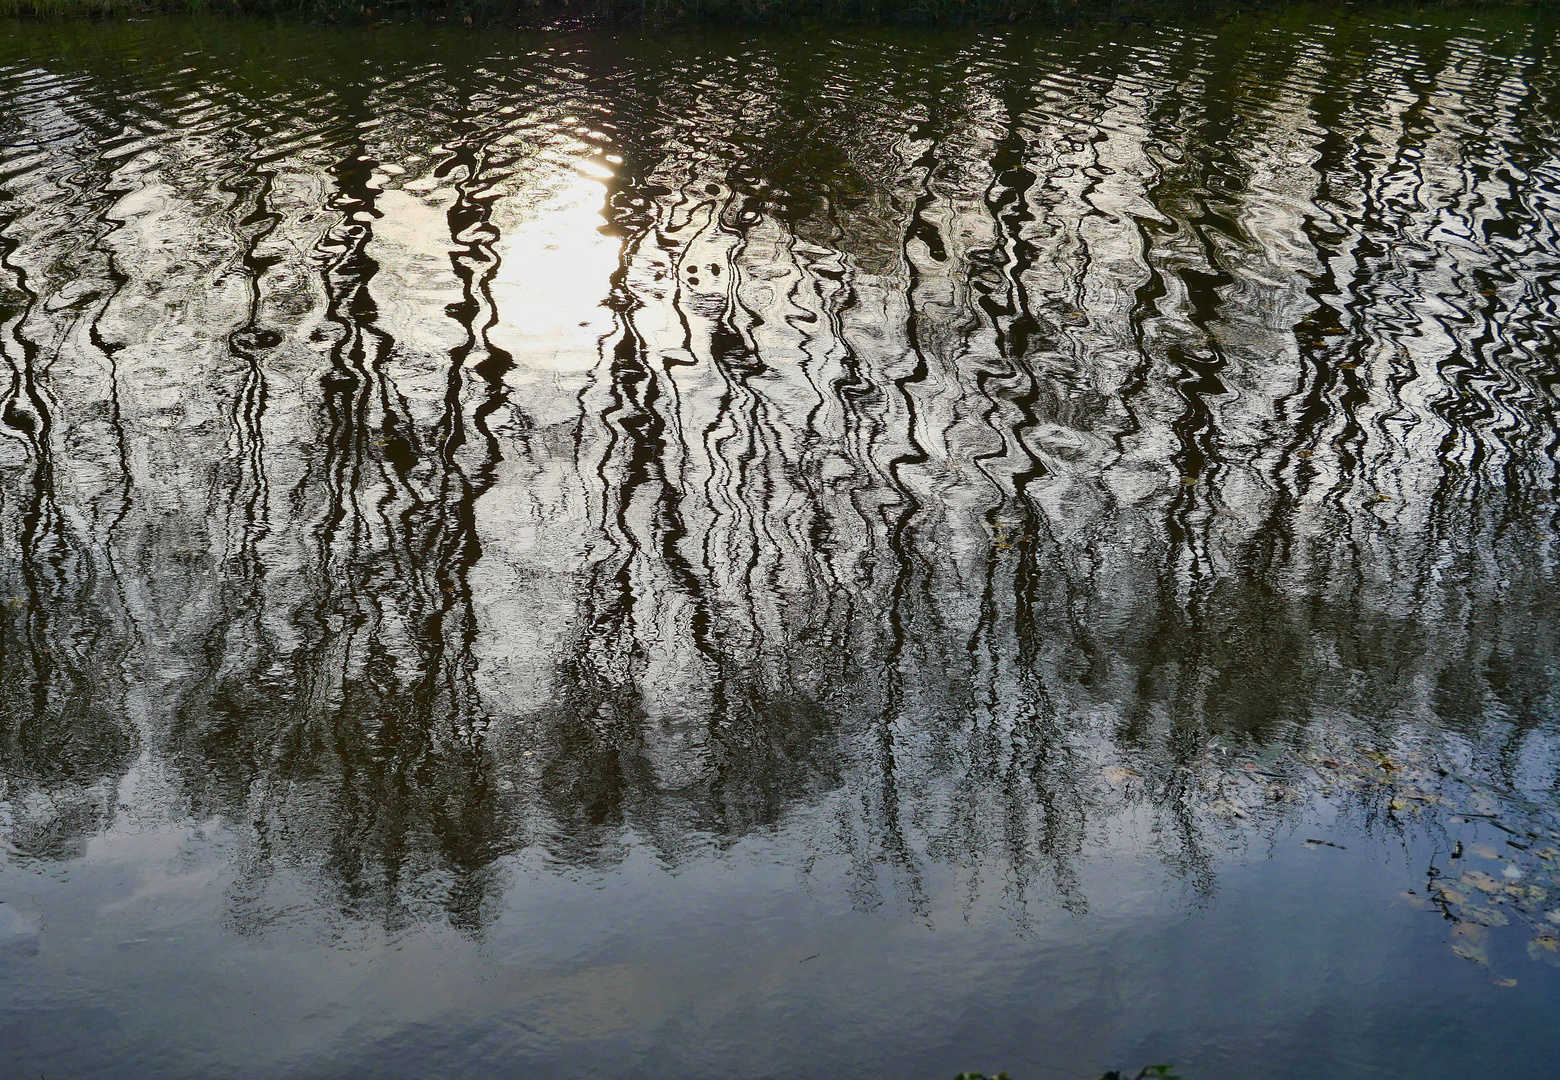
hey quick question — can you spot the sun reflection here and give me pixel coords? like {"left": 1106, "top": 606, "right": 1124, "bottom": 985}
{"left": 488, "top": 158, "right": 621, "bottom": 374}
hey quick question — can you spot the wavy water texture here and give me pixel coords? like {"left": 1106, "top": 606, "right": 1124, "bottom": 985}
{"left": 0, "top": 16, "right": 1558, "bottom": 952}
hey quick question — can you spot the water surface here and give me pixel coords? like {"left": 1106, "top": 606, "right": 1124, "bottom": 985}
{"left": 2, "top": 9, "right": 1560, "bottom": 1078}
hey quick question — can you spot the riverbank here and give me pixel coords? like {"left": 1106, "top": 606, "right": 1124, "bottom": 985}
{"left": 0, "top": 0, "right": 1545, "bottom": 29}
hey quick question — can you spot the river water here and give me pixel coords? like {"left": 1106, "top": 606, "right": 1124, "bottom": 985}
{"left": 1, "top": 8, "right": 1559, "bottom": 1078}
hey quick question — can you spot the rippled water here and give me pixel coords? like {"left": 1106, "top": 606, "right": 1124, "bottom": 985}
{"left": 2, "top": 9, "right": 1560, "bottom": 1078}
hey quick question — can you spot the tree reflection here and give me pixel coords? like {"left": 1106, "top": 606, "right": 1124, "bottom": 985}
{"left": 0, "top": 193, "right": 136, "bottom": 860}
{"left": 0, "top": 17, "right": 1555, "bottom": 939}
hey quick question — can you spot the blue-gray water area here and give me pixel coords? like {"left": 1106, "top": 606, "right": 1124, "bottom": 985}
{"left": 1, "top": 8, "right": 1559, "bottom": 1077}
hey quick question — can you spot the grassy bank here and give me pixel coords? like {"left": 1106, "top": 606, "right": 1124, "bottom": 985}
{"left": 0, "top": 0, "right": 1544, "bottom": 28}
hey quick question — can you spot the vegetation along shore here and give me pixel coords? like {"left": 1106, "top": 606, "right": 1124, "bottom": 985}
{"left": 0, "top": 0, "right": 1549, "bottom": 30}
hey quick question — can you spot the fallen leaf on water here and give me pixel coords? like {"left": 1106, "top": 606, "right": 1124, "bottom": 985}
{"left": 1433, "top": 883, "right": 1469, "bottom": 905}
{"left": 1461, "top": 870, "right": 1503, "bottom": 894}
{"left": 1469, "top": 843, "right": 1502, "bottom": 860}
{"left": 1545, "top": 910, "right": 1560, "bottom": 925}
{"left": 1451, "top": 923, "right": 1490, "bottom": 965}
{"left": 1208, "top": 800, "right": 1247, "bottom": 820}
{"left": 1528, "top": 936, "right": 1560, "bottom": 967}
{"left": 1389, "top": 797, "right": 1410, "bottom": 811}
{"left": 1462, "top": 906, "right": 1509, "bottom": 927}
{"left": 1493, "top": 977, "right": 1518, "bottom": 987}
